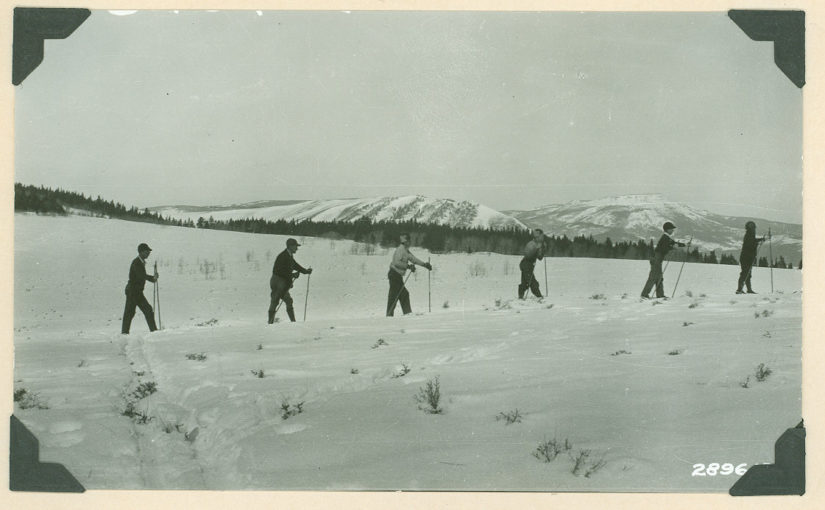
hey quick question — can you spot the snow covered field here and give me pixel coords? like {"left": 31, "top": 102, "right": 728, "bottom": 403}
{"left": 12, "top": 213, "right": 802, "bottom": 491}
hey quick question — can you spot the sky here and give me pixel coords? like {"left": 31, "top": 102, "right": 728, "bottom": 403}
{"left": 14, "top": 10, "right": 803, "bottom": 223}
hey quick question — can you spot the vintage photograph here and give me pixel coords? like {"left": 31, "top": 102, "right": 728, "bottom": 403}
{"left": 10, "top": 7, "right": 804, "bottom": 495}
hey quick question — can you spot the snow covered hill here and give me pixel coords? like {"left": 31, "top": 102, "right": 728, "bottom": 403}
{"left": 12, "top": 213, "right": 802, "bottom": 492}
{"left": 152, "top": 195, "right": 527, "bottom": 231}
{"left": 506, "top": 194, "right": 802, "bottom": 264}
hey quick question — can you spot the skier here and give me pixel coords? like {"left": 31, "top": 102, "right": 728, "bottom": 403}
{"left": 518, "top": 228, "right": 546, "bottom": 299}
{"left": 737, "top": 221, "right": 766, "bottom": 294}
{"left": 121, "top": 243, "right": 159, "bottom": 334}
{"left": 387, "top": 233, "right": 432, "bottom": 316}
{"left": 641, "top": 222, "right": 687, "bottom": 299}
{"left": 268, "top": 238, "right": 312, "bottom": 323}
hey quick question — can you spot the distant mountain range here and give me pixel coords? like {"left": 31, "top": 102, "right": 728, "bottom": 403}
{"left": 152, "top": 195, "right": 527, "bottom": 231}
{"left": 505, "top": 194, "right": 802, "bottom": 263}
{"left": 152, "top": 194, "right": 802, "bottom": 264}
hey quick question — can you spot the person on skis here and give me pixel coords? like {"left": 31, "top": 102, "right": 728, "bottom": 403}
{"left": 387, "top": 233, "right": 432, "bottom": 316}
{"left": 121, "top": 243, "right": 159, "bottom": 334}
{"left": 518, "top": 228, "right": 546, "bottom": 299}
{"left": 737, "top": 221, "right": 766, "bottom": 294}
{"left": 641, "top": 222, "right": 687, "bottom": 299}
{"left": 268, "top": 238, "right": 312, "bottom": 323}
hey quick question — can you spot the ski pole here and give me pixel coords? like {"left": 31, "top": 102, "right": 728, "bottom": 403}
{"left": 303, "top": 272, "right": 311, "bottom": 322}
{"left": 154, "top": 261, "right": 162, "bottom": 330}
{"left": 389, "top": 270, "right": 414, "bottom": 315}
{"left": 543, "top": 258, "right": 548, "bottom": 298}
{"left": 671, "top": 236, "right": 693, "bottom": 298}
{"left": 768, "top": 228, "right": 774, "bottom": 293}
{"left": 427, "top": 257, "right": 431, "bottom": 313}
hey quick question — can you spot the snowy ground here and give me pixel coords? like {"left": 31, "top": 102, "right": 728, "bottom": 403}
{"left": 12, "top": 213, "right": 802, "bottom": 491}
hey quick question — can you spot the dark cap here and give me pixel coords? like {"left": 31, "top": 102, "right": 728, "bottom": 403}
{"left": 662, "top": 222, "right": 676, "bottom": 231}
{"left": 286, "top": 238, "right": 301, "bottom": 247}
{"left": 137, "top": 243, "right": 152, "bottom": 252}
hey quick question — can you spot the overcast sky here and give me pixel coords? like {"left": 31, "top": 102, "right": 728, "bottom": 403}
{"left": 14, "top": 10, "right": 802, "bottom": 223}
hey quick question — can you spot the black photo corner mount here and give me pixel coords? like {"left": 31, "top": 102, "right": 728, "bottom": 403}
{"left": 729, "top": 420, "right": 805, "bottom": 496}
{"left": 12, "top": 7, "right": 92, "bottom": 86}
{"left": 728, "top": 10, "right": 805, "bottom": 89}
{"left": 10, "top": 415, "right": 85, "bottom": 492}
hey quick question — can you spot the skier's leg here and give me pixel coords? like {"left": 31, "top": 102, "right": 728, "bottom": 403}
{"left": 121, "top": 294, "right": 137, "bottom": 334}
{"left": 283, "top": 291, "right": 296, "bottom": 322}
{"left": 136, "top": 293, "right": 157, "bottom": 332}
{"left": 743, "top": 261, "right": 755, "bottom": 292}
{"left": 518, "top": 265, "right": 531, "bottom": 299}
{"left": 737, "top": 262, "right": 748, "bottom": 293}
{"left": 641, "top": 259, "right": 657, "bottom": 297}
{"left": 387, "top": 271, "right": 400, "bottom": 316}
{"left": 530, "top": 274, "right": 542, "bottom": 298}
{"left": 400, "top": 287, "right": 412, "bottom": 315}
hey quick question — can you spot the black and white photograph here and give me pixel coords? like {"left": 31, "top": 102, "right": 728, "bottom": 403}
{"left": 4, "top": 1, "right": 819, "bottom": 505}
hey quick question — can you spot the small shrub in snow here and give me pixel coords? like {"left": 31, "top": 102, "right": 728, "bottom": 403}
{"left": 621, "top": 293, "right": 628, "bottom": 299}
{"left": 372, "top": 338, "right": 388, "bottom": 349}
{"left": 668, "top": 349, "right": 683, "bottom": 356}
{"left": 415, "top": 377, "right": 443, "bottom": 414}
{"left": 350, "top": 368, "right": 359, "bottom": 375}
{"left": 610, "top": 350, "right": 631, "bottom": 356}
{"left": 280, "top": 400, "right": 304, "bottom": 420}
{"left": 570, "top": 449, "right": 592, "bottom": 476}
{"left": 688, "top": 302, "right": 699, "bottom": 309}
{"left": 584, "top": 454, "right": 607, "bottom": 478}
{"left": 122, "top": 402, "right": 151, "bottom": 424}
{"left": 251, "top": 369, "right": 265, "bottom": 378}
{"left": 196, "top": 318, "right": 219, "bottom": 327}
{"left": 496, "top": 409, "right": 523, "bottom": 425}
{"left": 163, "top": 423, "right": 184, "bottom": 434}
{"left": 755, "top": 363, "right": 773, "bottom": 382}
{"left": 185, "top": 353, "right": 207, "bottom": 361}
{"left": 589, "top": 294, "right": 606, "bottom": 300}
{"left": 391, "top": 363, "right": 411, "bottom": 379}
{"left": 257, "top": 343, "right": 263, "bottom": 350}
{"left": 131, "top": 381, "right": 157, "bottom": 400}
{"left": 443, "top": 301, "right": 450, "bottom": 309}
{"left": 14, "top": 388, "right": 49, "bottom": 410}
{"left": 762, "top": 331, "right": 772, "bottom": 338}
{"left": 684, "top": 290, "right": 693, "bottom": 298}
{"left": 533, "top": 436, "right": 572, "bottom": 462}
{"left": 740, "top": 376, "right": 751, "bottom": 389}
{"left": 682, "top": 321, "right": 695, "bottom": 327}
{"left": 77, "top": 359, "right": 87, "bottom": 368}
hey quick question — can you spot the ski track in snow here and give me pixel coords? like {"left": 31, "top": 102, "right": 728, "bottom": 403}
{"left": 12, "top": 214, "right": 803, "bottom": 491}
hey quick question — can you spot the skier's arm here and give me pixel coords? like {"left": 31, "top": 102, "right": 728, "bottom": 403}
{"left": 407, "top": 251, "right": 427, "bottom": 267}
{"left": 293, "top": 260, "right": 312, "bottom": 274}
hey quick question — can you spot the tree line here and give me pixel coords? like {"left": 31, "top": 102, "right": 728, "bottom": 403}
{"left": 14, "top": 182, "right": 800, "bottom": 268}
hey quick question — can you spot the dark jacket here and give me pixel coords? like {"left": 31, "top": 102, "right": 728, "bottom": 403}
{"left": 272, "top": 249, "right": 309, "bottom": 281}
{"left": 126, "top": 257, "right": 154, "bottom": 295}
{"left": 522, "top": 239, "right": 545, "bottom": 265}
{"left": 740, "top": 231, "right": 762, "bottom": 262}
{"left": 653, "top": 234, "right": 679, "bottom": 261}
